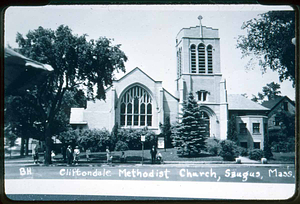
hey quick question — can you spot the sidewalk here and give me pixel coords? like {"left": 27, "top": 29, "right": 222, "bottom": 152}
{"left": 4, "top": 155, "right": 293, "bottom": 167}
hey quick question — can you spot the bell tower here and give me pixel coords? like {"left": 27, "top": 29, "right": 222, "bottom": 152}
{"left": 176, "top": 16, "right": 228, "bottom": 140}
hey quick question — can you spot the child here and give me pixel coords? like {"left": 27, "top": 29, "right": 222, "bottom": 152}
{"left": 156, "top": 151, "right": 163, "bottom": 164}
{"left": 120, "top": 151, "right": 126, "bottom": 163}
{"left": 51, "top": 150, "right": 56, "bottom": 160}
{"left": 73, "top": 146, "right": 80, "bottom": 164}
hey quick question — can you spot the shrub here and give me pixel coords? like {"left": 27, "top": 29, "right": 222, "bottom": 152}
{"left": 205, "top": 138, "right": 221, "bottom": 156}
{"left": 237, "top": 146, "right": 248, "bottom": 156}
{"left": 219, "top": 140, "right": 239, "bottom": 161}
{"left": 249, "top": 149, "right": 264, "bottom": 160}
{"left": 114, "top": 141, "right": 129, "bottom": 151}
{"left": 117, "top": 128, "right": 156, "bottom": 150}
{"left": 96, "top": 129, "right": 112, "bottom": 152}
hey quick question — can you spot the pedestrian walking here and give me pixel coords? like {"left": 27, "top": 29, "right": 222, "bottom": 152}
{"left": 66, "top": 145, "right": 73, "bottom": 165}
{"left": 86, "top": 149, "right": 91, "bottom": 161}
{"left": 33, "top": 145, "right": 39, "bottom": 164}
{"left": 150, "top": 145, "right": 157, "bottom": 164}
{"left": 106, "top": 146, "right": 111, "bottom": 164}
{"left": 73, "top": 146, "right": 80, "bottom": 164}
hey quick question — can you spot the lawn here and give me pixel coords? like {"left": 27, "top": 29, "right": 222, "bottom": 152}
{"left": 267, "top": 152, "right": 295, "bottom": 164}
{"left": 80, "top": 148, "right": 224, "bottom": 163}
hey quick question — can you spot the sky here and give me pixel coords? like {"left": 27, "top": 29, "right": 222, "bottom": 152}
{"left": 4, "top": 4, "right": 295, "bottom": 101}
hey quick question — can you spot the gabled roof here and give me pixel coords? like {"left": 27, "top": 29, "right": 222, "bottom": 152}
{"left": 261, "top": 96, "right": 295, "bottom": 111}
{"left": 114, "top": 67, "right": 162, "bottom": 83}
{"left": 104, "top": 67, "right": 162, "bottom": 92}
{"left": 228, "top": 94, "right": 269, "bottom": 111}
{"left": 163, "top": 88, "right": 179, "bottom": 101}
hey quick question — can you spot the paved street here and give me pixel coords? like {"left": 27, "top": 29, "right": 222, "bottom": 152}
{"left": 4, "top": 157, "right": 296, "bottom": 200}
{"left": 5, "top": 163, "right": 296, "bottom": 183}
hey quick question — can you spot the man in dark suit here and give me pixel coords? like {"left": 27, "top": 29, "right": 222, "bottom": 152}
{"left": 66, "top": 145, "right": 73, "bottom": 165}
{"left": 150, "top": 145, "right": 157, "bottom": 164}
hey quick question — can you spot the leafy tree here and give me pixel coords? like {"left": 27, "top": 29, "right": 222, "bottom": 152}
{"left": 273, "top": 111, "right": 295, "bottom": 152}
{"left": 4, "top": 95, "right": 43, "bottom": 156}
{"left": 227, "top": 114, "right": 238, "bottom": 143}
{"left": 252, "top": 82, "right": 281, "bottom": 102}
{"left": 15, "top": 25, "right": 127, "bottom": 164}
{"left": 4, "top": 125, "right": 18, "bottom": 158}
{"left": 237, "top": 11, "right": 295, "bottom": 85}
{"left": 251, "top": 94, "right": 259, "bottom": 102}
{"left": 172, "top": 92, "right": 208, "bottom": 156}
{"left": 262, "top": 82, "right": 281, "bottom": 101}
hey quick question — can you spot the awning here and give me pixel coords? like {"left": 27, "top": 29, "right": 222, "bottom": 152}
{"left": 4, "top": 47, "right": 54, "bottom": 94}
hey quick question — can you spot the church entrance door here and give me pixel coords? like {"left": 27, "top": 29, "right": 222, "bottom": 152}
{"left": 200, "top": 111, "right": 210, "bottom": 138}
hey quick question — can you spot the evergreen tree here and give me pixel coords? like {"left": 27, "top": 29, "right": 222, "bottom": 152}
{"left": 160, "top": 116, "right": 173, "bottom": 148}
{"left": 172, "top": 92, "right": 208, "bottom": 156}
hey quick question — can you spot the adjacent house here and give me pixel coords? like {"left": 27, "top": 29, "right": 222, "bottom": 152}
{"left": 261, "top": 96, "right": 295, "bottom": 149}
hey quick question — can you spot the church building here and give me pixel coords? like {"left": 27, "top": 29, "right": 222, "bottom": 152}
{"left": 70, "top": 16, "right": 269, "bottom": 150}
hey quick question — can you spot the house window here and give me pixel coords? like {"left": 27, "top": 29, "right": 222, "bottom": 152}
{"left": 253, "top": 123, "right": 260, "bottom": 134}
{"left": 283, "top": 101, "right": 288, "bottom": 111}
{"left": 120, "top": 86, "right": 152, "bottom": 127}
{"left": 253, "top": 142, "right": 260, "bottom": 149}
{"left": 274, "top": 117, "right": 280, "bottom": 126}
{"left": 207, "top": 45, "right": 213, "bottom": 73}
{"left": 240, "top": 142, "right": 247, "bottom": 149}
{"left": 239, "top": 123, "right": 247, "bottom": 134}
{"left": 190, "top": 45, "right": 197, "bottom": 73}
{"left": 197, "top": 90, "right": 208, "bottom": 102}
{"left": 198, "top": 44, "right": 205, "bottom": 73}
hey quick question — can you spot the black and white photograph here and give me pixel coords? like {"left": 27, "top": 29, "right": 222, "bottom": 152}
{"left": 3, "top": 4, "right": 296, "bottom": 201}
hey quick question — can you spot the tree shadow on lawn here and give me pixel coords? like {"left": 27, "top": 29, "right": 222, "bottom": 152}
{"left": 177, "top": 152, "right": 214, "bottom": 158}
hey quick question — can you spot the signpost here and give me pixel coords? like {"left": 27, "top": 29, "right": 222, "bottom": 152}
{"left": 141, "top": 135, "right": 145, "bottom": 165}
{"left": 157, "top": 136, "right": 165, "bottom": 151}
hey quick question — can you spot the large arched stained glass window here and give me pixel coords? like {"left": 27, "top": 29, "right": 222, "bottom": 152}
{"left": 120, "top": 86, "right": 152, "bottom": 127}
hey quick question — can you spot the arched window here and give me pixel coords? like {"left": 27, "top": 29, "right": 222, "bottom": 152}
{"left": 190, "top": 45, "right": 196, "bottom": 73}
{"left": 177, "top": 48, "right": 182, "bottom": 78}
{"left": 207, "top": 45, "right": 213, "bottom": 73}
{"left": 198, "top": 44, "right": 206, "bottom": 73}
{"left": 120, "top": 86, "right": 152, "bottom": 127}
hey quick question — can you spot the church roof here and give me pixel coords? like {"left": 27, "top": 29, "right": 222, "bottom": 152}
{"left": 114, "top": 67, "right": 162, "bottom": 83}
{"left": 228, "top": 94, "right": 269, "bottom": 111}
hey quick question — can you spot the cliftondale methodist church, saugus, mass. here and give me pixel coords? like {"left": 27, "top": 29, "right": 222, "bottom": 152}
{"left": 70, "top": 16, "right": 269, "bottom": 150}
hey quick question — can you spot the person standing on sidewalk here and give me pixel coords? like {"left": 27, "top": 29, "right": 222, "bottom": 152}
{"left": 73, "top": 146, "right": 80, "bottom": 165}
{"left": 33, "top": 145, "right": 39, "bottom": 164}
{"left": 66, "top": 145, "right": 73, "bottom": 165}
{"left": 150, "top": 145, "right": 157, "bottom": 164}
{"left": 106, "top": 146, "right": 111, "bottom": 164}
{"left": 86, "top": 148, "right": 91, "bottom": 161}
